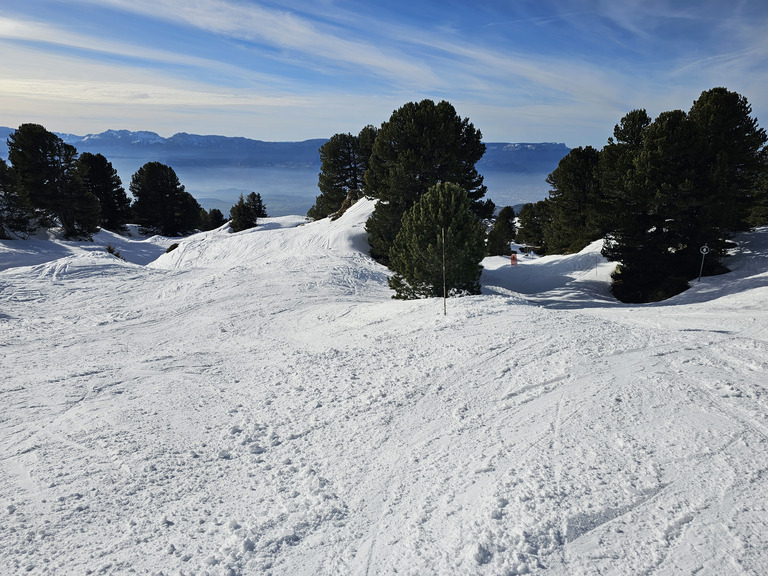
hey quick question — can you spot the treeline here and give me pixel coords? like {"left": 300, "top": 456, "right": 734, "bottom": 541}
{"left": 309, "top": 88, "right": 766, "bottom": 302}
{"left": 307, "top": 99, "right": 512, "bottom": 300}
{"left": 514, "top": 87, "right": 767, "bottom": 302}
{"left": 0, "top": 124, "right": 268, "bottom": 240}
{"left": 6, "top": 87, "right": 763, "bottom": 304}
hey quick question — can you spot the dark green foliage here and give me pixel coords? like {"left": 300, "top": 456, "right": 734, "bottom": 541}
{"left": 486, "top": 206, "right": 516, "bottom": 256}
{"left": 599, "top": 109, "right": 654, "bottom": 276}
{"left": 687, "top": 88, "right": 767, "bottom": 249}
{"left": 515, "top": 200, "right": 551, "bottom": 253}
{"left": 747, "top": 165, "right": 768, "bottom": 226}
{"left": 388, "top": 182, "right": 486, "bottom": 299}
{"left": 0, "top": 158, "right": 34, "bottom": 239}
{"left": 229, "top": 192, "right": 266, "bottom": 232}
{"left": 130, "top": 162, "right": 201, "bottom": 236}
{"left": 308, "top": 126, "right": 377, "bottom": 221}
{"left": 365, "top": 100, "right": 491, "bottom": 264}
{"left": 7, "top": 123, "right": 100, "bottom": 238}
{"left": 7, "top": 124, "right": 63, "bottom": 216}
{"left": 610, "top": 265, "right": 690, "bottom": 304}
{"left": 598, "top": 109, "right": 652, "bottom": 240}
{"left": 68, "top": 182, "right": 101, "bottom": 239}
{"left": 76, "top": 152, "right": 131, "bottom": 232}
{"left": 357, "top": 125, "right": 378, "bottom": 170}
{"left": 200, "top": 208, "right": 226, "bottom": 231}
{"left": 601, "top": 88, "right": 767, "bottom": 302}
{"left": 601, "top": 109, "right": 702, "bottom": 301}
{"left": 543, "top": 146, "right": 603, "bottom": 253}
{"left": 249, "top": 192, "right": 268, "bottom": 218}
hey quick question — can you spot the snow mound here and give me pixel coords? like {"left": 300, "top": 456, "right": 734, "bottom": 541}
{"left": 482, "top": 239, "right": 617, "bottom": 307}
{"left": 2, "top": 210, "right": 768, "bottom": 575}
{"left": 150, "top": 199, "right": 374, "bottom": 271}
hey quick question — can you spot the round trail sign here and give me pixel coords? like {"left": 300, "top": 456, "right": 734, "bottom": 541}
{"left": 700, "top": 245, "right": 710, "bottom": 255}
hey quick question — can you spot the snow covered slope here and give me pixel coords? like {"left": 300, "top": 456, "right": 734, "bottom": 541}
{"left": 1, "top": 201, "right": 767, "bottom": 575}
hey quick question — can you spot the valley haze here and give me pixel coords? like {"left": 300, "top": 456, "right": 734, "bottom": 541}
{"left": 0, "top": 127, "right": 568, "bottom": 216}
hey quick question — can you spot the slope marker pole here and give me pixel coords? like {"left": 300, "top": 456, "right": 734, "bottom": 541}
{"left": 442, "top": 227, "right": 447, "bottom": 316}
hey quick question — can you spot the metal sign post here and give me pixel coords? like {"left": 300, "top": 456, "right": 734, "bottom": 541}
{"left": 698, "top": 244, "right": 709, "bottom": 282}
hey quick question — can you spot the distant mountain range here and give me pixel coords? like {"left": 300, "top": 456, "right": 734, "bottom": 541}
{"left": 0, "top": 127, "right": 569, "bottom": 173}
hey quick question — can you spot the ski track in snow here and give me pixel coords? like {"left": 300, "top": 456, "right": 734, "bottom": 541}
{"left": 1, "top": 201, "right": 767, "bottom": 575}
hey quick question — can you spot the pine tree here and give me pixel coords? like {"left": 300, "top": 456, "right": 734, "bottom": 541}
{"left": 600, "top": 89, "right": 767, "bottom": 302}
{"left": 388, "top": 182, "right": 486, "bottom": 299}
{"left": 365, "top": 100, "right": 491, "bottom": 265}
{"left": 486, "top": 206, "right": 516, "bottom": 256}
{"left": 130, "top": 162, "right": 200, "bottom": 236}
{"left": 308, "top": 126, "right": 376, "bottom": 220}
{"left": 248, "top": 192, "right": 268, "bottom": 218}
{"left": 75, "top": 152, "right": 131, "bottom": 232}
{"left": 229, "top": 192, "right": 264, "bottom": 232}
{"left": 357, "top": 125, "right": 378, "bottom": 174}
{"left": 7, "top": 124, "right": 62, "bottom": 218}
{"left": 543, "top": 146, "right": 603, "bottom": 254}
{"left": 515, "top": 200, "right": 551, "bottom": 253}
{"left": 201, "top": 208, "right": 226, "bottom": 230}
{"left": 599, "top": 109, "right": 653, "bottom": 271}
{"left": 7, "top": 124, "right": 99, "bottom": 238}
{"left": 687, "top": 87, "right": 767, "bottom": 257}
{"left": 0, "top": 158, "right": 35, "bottom": 239}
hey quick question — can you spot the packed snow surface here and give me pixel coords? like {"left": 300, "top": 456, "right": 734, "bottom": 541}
{"left": 2, "top": 199, "right": 767, "bottom": 575}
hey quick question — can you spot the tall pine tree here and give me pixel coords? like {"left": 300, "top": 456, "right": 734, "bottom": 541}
{"left": 388, "top": 182, "right": 486, "bottom": 299}
{"left": 130, "top": 162, "right": 200, "bottom": 236}
{"left": 308, "top": 126, "right": 377, "bottom": 220}
{"left": 7, "top": 124, "right": 99, "bottom": 238}
{"left": 543, "top": 146, "right": 603, "bottom": 254}
{"left": 687, "top": 87, "right": 767, "bottom": 259}
{"left": 75, "top": 152, "right": 131, "bottom": 232}
{"left": 0, "top": 158, "right": 34, "bottom": 239}
{"left": 365, "top": 100, "right": 491, "bottom": 265}
{"left": 601, "top": 89, "right": 767, "bottom": 302}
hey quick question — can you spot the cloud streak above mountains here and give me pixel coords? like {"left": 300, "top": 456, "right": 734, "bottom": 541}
{"left": 1, "top": 0, "right": 766, "bottom": 146}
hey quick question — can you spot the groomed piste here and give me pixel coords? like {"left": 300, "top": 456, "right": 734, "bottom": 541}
{"left": 2, "top": 199, "right": 767, "bottom": 575}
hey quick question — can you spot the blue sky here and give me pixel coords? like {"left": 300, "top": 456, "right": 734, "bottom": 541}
{"left": 1, "top": 0, "right": 767, "bottom": 147}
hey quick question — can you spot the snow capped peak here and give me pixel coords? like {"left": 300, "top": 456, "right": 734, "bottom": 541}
{"left": 79, "top": 129, "right": 165, "bottom": 145}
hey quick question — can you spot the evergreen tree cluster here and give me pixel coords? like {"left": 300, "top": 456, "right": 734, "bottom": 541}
{"left": 365, "top": 100, "right": 492, "bottom": 266}
{"left": 308, "top": 126, "right": 377, "bottom": 221}
{"left": 9, "top": 89, "right": 759, "bottom": 304}
{"left": 130, "top": 161, "right": 202, "bottom": 236}
{"left": 3, "top": 124, "right": 109, "bottom": 239}
{"left": 1, "top": 124, "right": 251, "bottom": 239}
{"left": 308, "top": 99, "right": 495, "bottom": 299}
{"left": 515, "top": 87, "right": 767, "bottom": 302}
{"left": 486, "top": 206, "right": 517, "bottom": 256}
{"left": 229, "top": 192, "right": 268, "bottom": 232}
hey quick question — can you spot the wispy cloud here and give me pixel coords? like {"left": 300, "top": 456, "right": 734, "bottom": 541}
{"left": 70, "top": 0, "right": 443, "bottom": 90}
{"left": 0, "top": 77, "right": 308, "bottom": 109}
{"left": 0, "top": 15, "right": 292, "bottom": 88}
{"left": 1, "top": 0, "right": 766, "bottom": 144}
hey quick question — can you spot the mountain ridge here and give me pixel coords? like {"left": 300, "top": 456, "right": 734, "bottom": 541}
{"left": 0, "top": 126, "right": 569, "bottom": 171}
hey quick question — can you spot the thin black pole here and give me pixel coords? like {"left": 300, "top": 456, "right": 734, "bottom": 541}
{"left": 442, "top": 227, "right": 446, "bottom": 315}
{"left": 698, "top": 244, "right": 709, "bottom": 283}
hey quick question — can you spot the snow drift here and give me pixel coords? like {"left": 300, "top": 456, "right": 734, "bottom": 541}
{"left": 1, "top": 199, "right": 767, "bottom": 575}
